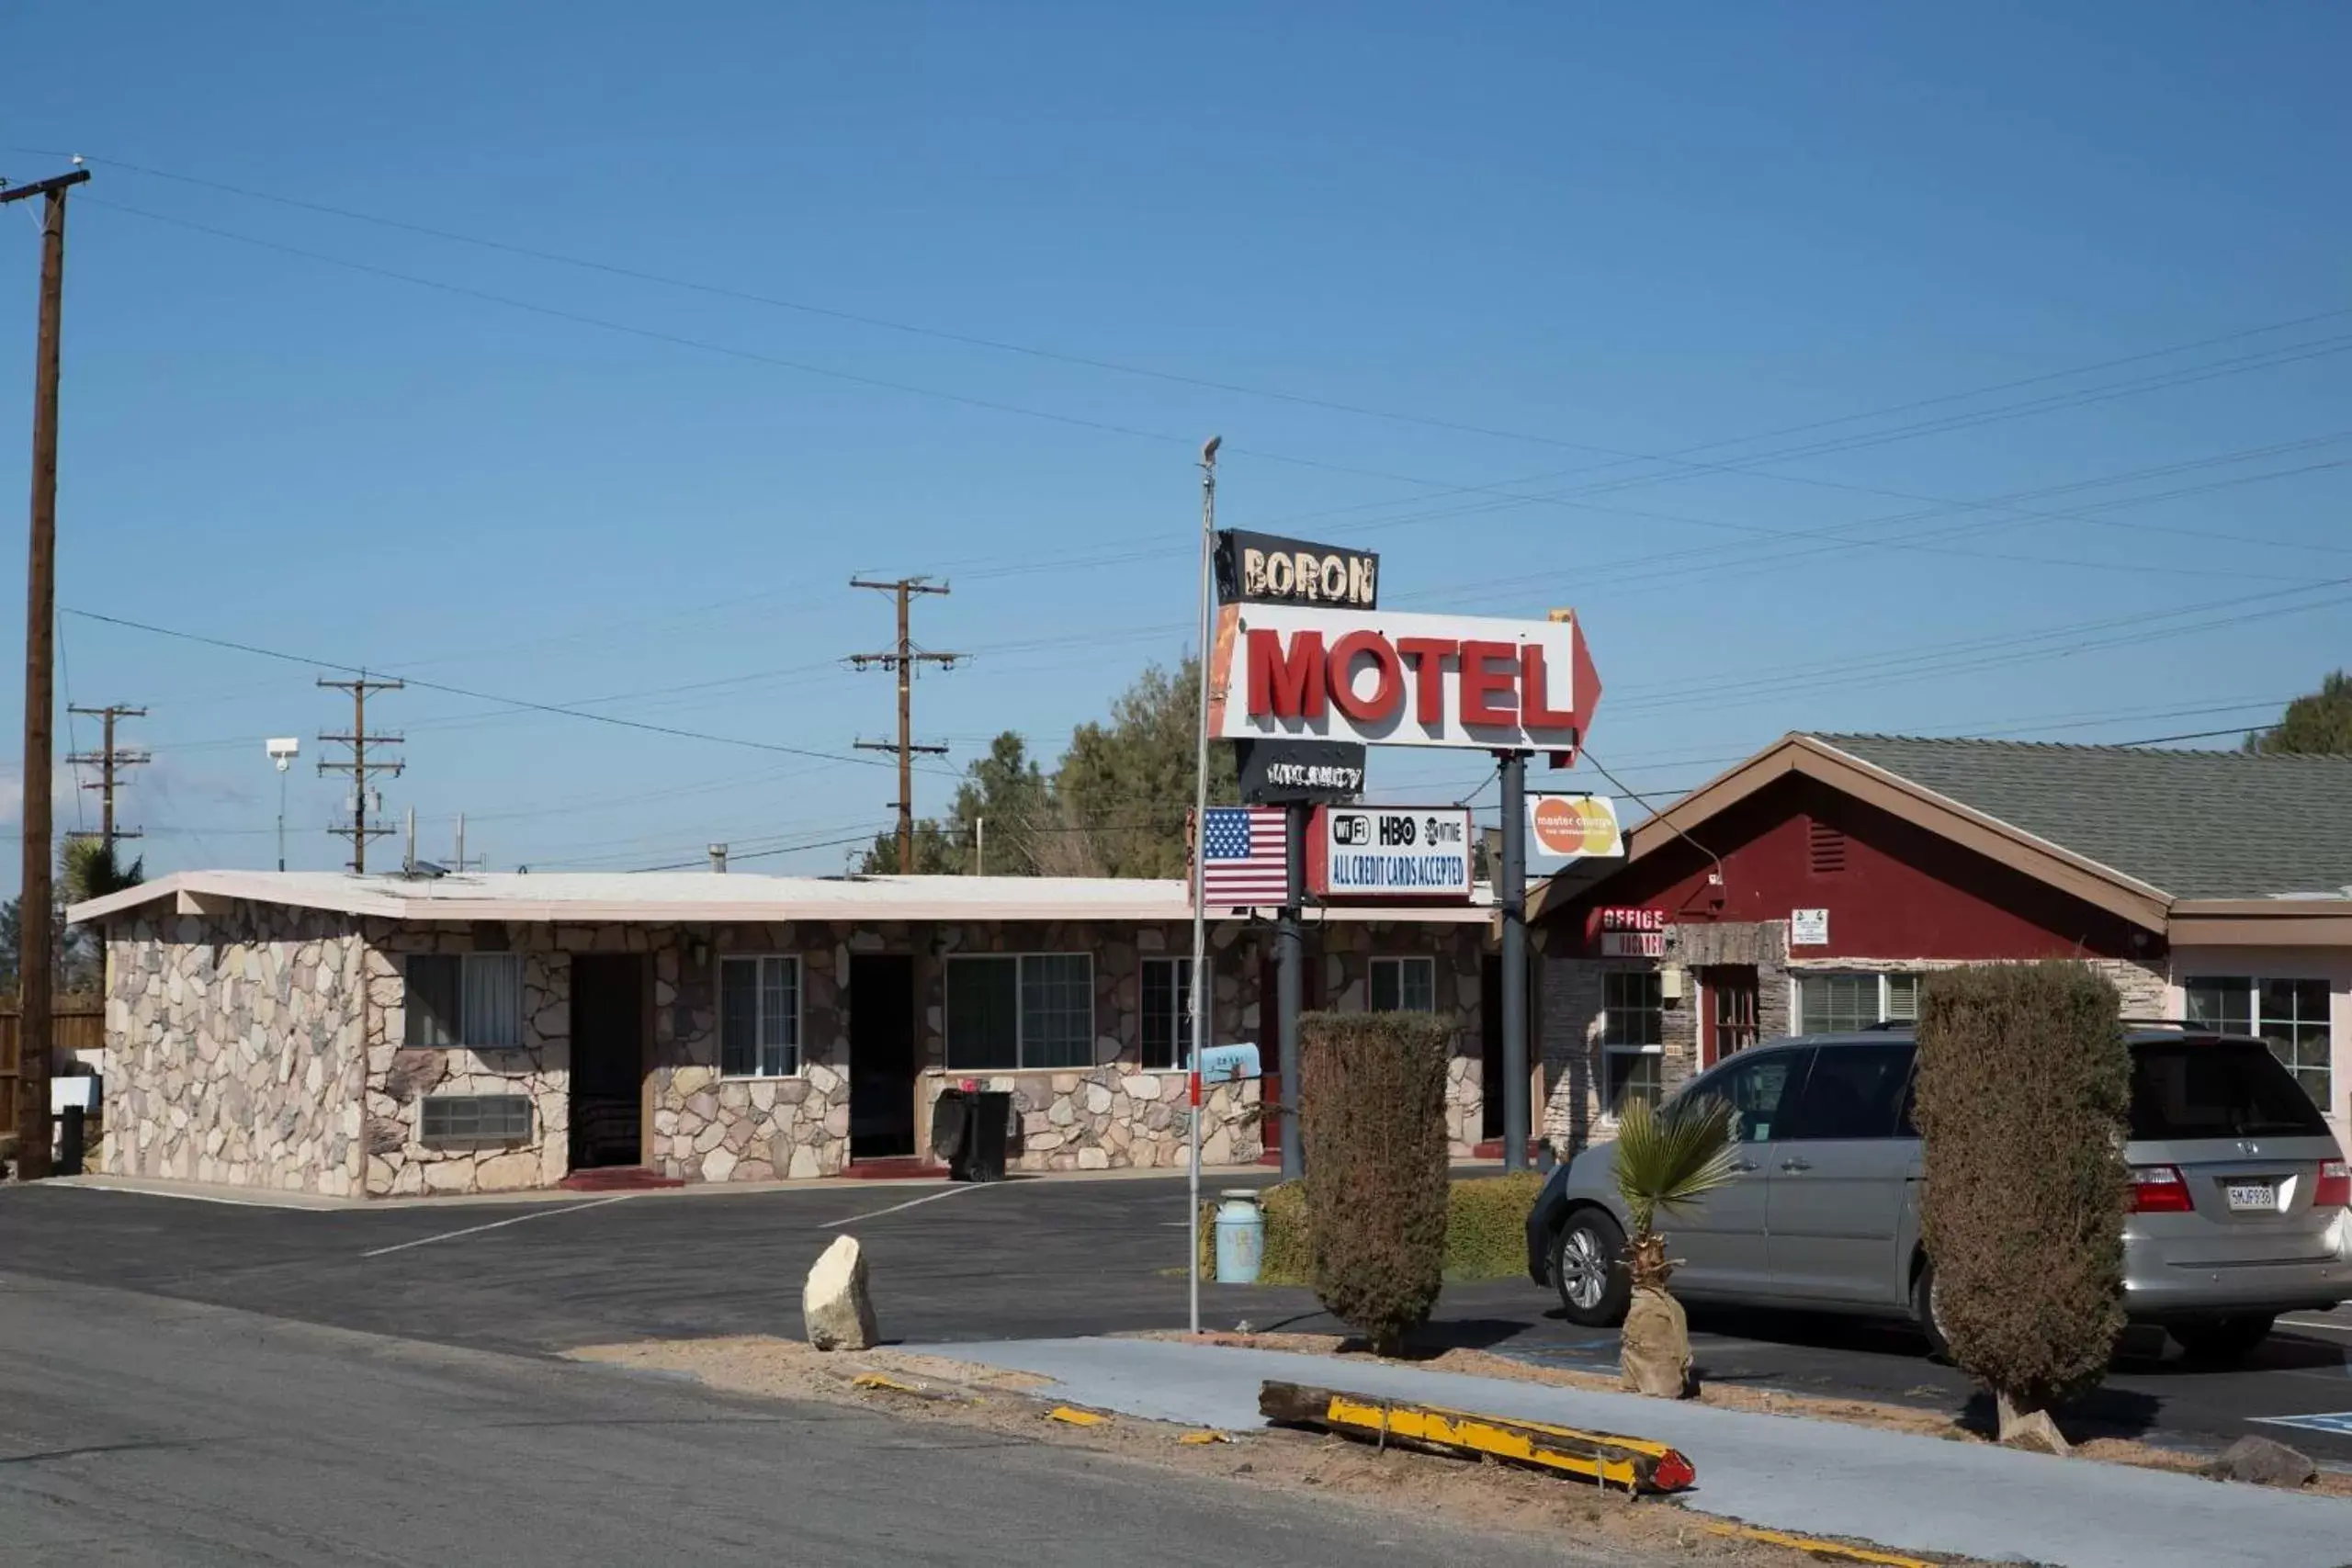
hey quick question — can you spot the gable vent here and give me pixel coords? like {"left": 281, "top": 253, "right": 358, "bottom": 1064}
{"left": 1808, "top": 820, "right": 1849, "bottom": 874}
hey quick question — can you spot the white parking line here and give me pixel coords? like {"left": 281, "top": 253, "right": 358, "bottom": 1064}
{"left": 820, "top": 1183, "right": 983, "bottom": 1229}
{"left": 360, "top": 1193, "right": 636, "bottom": 1258}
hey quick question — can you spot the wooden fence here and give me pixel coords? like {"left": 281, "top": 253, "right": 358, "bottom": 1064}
{"left": 0, "top": 995, "right": 106, "bottom": 1139}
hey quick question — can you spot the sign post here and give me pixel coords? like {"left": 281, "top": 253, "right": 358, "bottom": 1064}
{"left": 1187, "top": 437, "right": 1221, "bottom": 1338}
{"left": 1498, "top": 751, "right": 1529, "bottom": 1171}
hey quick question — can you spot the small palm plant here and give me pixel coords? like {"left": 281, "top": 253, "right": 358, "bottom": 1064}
{"left": 1611, "top": 1092, "right": 1736, "bottom": 1396}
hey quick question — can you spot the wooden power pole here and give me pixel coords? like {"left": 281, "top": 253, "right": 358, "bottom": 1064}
{"left": 316, "top": 675, "right": 404, "bottom": 873}
{"left": 6, "top": 165, "right": 90, "bottom": 1180}
{"left": 849, "top": 577, "right": 959, "bottom": 873}
{"left": 67, "top": 704, "right": 149, "bottom": 855}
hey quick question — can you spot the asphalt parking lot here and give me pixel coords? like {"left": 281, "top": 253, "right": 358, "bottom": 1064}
{"left": 10, "top": 1172, "right": 2352, "bottom": 1463}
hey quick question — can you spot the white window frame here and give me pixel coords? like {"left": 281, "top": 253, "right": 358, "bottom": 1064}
{"left": 719, "top": 953, "right": 802, "bottom": 1079}
{"left": 1369, "top": 955, "right": 1438, "bottom": 1013}
{"left": 1140, "top": 956, "right": 1193, "bottom": 1072}
{"left": 945, "top": 953, "right": 1096, "bottom": 1071}
{"left": 2183, "top": 975, "right": 2333, "bottom": 1111}
{"left": 1600, "top": 968, "right": 1664, "bottom": 1119}
{"left": 1791, "top": 971, "right": 1919, "bottom": 1033}
{"left": 403, "top": 953, "right": 524, "bottom": 1049}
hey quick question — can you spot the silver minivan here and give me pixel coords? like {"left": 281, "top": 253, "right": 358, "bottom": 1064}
{"left": 1524, "top": 1026, "right": 2351, "bottom": 1362}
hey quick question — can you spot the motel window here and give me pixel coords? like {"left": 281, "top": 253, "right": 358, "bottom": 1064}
{"left": 1794, "top": 972, "right": 1919, "bottom": 1035}
{"left": 1601, "top": 969, "right": 1664, "bottom": 1116}
{"left": 403, "top": 953, "right": 524, "bottom": 1049}
{"left": 2187, "top": 976, "right": 2332, "bottom": 1111}
{"left": 1369, "top": 956, "right": 1437, "bottom": 1013}
{"left": 946, "top": 954, "right": 1095, "bottom": 1070}
{"left": 420, "top": 1094, "right": 533, "bottom": 1147}
{"left": 1141, "top": 957, "right": 1193, "bottom": 1072}
{"left": 720, "top": 955, "right": 801, "bottom": 1077}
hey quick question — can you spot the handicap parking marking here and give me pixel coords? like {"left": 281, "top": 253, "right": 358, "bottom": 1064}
{"left": 2250, "top": 1410, "right": 2352, "bottom": 1436}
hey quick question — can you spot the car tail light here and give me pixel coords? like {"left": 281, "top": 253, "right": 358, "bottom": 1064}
{"left": 2131, "top": 1164, "right": 2194, "bottom": 1213}
{"left": 2317, "top": 1160, "right": 2350, "bottom": 1209}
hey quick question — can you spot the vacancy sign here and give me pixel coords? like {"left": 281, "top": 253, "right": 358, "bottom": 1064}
{"left": 1528, "top": 794, "right": 1623, "bottom": 863}
{"left": 1306, "top": 806, "right": 1474, "bottom": 901}
{"left": 1207, "top": 604, "right": 1600, "bottom": 751}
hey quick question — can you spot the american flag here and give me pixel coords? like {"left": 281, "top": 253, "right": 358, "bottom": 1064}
{"left": 1197, "top": 806, "right": 1291, "bottom": 907}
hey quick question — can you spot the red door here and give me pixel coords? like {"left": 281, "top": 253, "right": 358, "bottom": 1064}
{"left": 1701, "top": 966, "right": 1759, "bottom": 1068}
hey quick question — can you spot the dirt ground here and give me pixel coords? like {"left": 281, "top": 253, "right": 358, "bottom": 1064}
{"left": 1145, "top": 1328, "right": 2352, "bottom": 1497}
{"left": 570, "top": 1335, "right": 1980, "bottom": 1567}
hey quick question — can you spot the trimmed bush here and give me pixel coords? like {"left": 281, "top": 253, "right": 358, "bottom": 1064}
{"left": 1202, "top": 1172, "right": 1543, "bottom": 1285}
{"left": 1299, "top": 1010, "right": 1453, "bottom": 1353}
{"left": 1914, "top": 962, "right": 2130, "bottom": 1424}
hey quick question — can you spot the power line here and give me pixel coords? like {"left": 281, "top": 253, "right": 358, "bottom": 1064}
{"left": 848, "top": 575, "right": 962, "bottom": 872}
{"left": 316, "top": 675, "right": 403, "bottom": 873}
{"left": 64, "top": 705, "right": 150, "bottom": 854}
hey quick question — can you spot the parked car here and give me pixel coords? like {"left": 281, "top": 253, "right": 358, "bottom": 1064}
{"left": 1525, "top": 1025, "right": 2350, "bottom": 1363}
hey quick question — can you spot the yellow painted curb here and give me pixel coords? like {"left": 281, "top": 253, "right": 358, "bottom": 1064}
{"left": 1047, "top": 1405, "right": 1111, "bottom": 1427}
{"left": 852, "top": 1373, "right": 922, "bottom": 1393}
{"left": 1704, "top": 1522, "right": 1935, "bottom": 1567}
{"left": 1260, "top": 1380, "right": 1694, "bottom": 1494}
{"left": 1177, "top": 1429, "right": 1232, "bottom": 1445}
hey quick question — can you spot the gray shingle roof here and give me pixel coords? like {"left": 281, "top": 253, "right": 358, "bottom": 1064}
{"left": 1810, "top": 734, "right": 2352, "bottom": 900}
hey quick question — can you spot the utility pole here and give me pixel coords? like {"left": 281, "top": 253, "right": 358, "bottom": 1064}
{"left": 849, "top": 577, "right": 960, "bottom": 873}
{"left": 451, "top": 814, "right": 476, "bottom": 873}
{"left": 6, "top": 164, "right": 91, "bottom": 1181}
{"left": 1498, "top": 750, "right": 1530, "bottom": 1172}
{"left": 66, "top": 704, "right": 149, "bottom": 855}
{"left": 316, "top": 674, "right": 404, "bottom": 873}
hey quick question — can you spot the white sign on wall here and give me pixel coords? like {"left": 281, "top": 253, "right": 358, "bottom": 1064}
{"left": 1790, "top": 908, "right": 1829, "bottom": 947}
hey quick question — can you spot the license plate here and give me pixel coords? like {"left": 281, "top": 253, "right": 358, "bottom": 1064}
{"left": 2226, "top": 1182, "right": 2278, "bottom": 1213}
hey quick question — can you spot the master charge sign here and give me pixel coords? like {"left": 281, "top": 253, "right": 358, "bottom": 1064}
{"left": 1306, "top": 806, "right": 1473, "bottom": 901}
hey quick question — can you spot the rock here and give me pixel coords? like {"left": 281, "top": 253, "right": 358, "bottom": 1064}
{"left": 2203, "top": 1435, "right": 2314, "bottom": 1488}
{"left": 1619, "top": 1286, "right": 1693, "bottom": 1398}
{"left": 1078, "top": 1145, "right": 1110, "bottom": 1170}
{"left": 803, "top": 1234, "right": 879, "bottom": 1351}
{"left": 364, "top": 1114, "right": 406, "bottom": 1156}
{"left": 703, "top": 1145, "right": 738, "bottom": 1183}
{"left": 1995, "top": 1394, "right": 2072, "bottom": 1457}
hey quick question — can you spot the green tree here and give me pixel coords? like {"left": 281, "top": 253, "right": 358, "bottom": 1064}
{"left": 1611, "top": 1094, "right": 1736, "bottom": 1397}
{"left": 62, "top": 836, "right": 143, "bottom": 907}
{"left": 1914, "top": 962, "right": 2129, "bottom": 1450}
{"left": 2246, "top": 671, "right": 2352, "bottom": 755}
{"left": 1055, "top": 658, "right": 1237, "bottom": 878}
{"left": 854, "top": 818, "right": 960, "bottom": 876}
{"left": 854, "top": 731, "right": 1057, "bottom": 876}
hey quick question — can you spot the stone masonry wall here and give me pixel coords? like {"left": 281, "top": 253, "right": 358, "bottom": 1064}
{"left": 361, "top": 920, "right": 577, "bottom": 1197}
{"left": 103, "top": 904, "right": 368, "bottom": 1195}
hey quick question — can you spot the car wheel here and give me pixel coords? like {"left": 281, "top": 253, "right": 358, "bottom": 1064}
{"left": 2172, "top": 1315, "right": 2276, "bottom": 1364}
{"left": 1554, "top": 1209, "right": 1631, "bottom": 1327}
{"left": 1912, "top": 1258, "right": 1952, "bottom": 1361}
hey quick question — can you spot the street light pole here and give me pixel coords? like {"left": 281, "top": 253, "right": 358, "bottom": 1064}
{"left": 1186, "top": 434, "right": 1220, "bottom": 1337}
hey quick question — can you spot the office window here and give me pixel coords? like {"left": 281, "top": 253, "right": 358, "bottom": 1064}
{"left": 946, "top": 954, "right": 1095, "bottom": 1070}
{"left": 1140, "top": 957, "right": 1193, "bottom": 1071}
{"left": 2187, "top": 976, "right": 2331, "bottom": 1110}
{"left": 1601, "top": 969, "right": 1664, "bottom": 1116}
{"left": 720, "top": 954, "right": 800, "bottom": 1077}
{"left": 403, "top": 953, "right": 523, "bottom": 1048}
{"left": 1369, "top": 956, "right": 1437, "bottom": 1013}
{"left": 1795, "top": 972, "right": 1917, "bottom": 1034}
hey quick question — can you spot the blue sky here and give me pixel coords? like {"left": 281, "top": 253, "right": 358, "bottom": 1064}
{"left": 1, "top": 2, "right": 2346, "bottom": 886}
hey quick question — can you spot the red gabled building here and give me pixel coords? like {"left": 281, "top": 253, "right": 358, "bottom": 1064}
{"left": 1530, "top": 733, "right": 2352, "bottom": 1153}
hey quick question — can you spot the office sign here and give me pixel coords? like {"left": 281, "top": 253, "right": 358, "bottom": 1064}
{"left": 1237, "top": 739, "right": 1365, "bottom": 805}
{"left": 1595, "top": 907, "right": 1667, "bottom": 959}
{"left": 1528, "top": 794, "right": 1623, "bottom": 863}
{"left": 1207, "top": 604, "right": 1600, "bottom": 752}
{"left": 1306, "top": 806, "right": 1473, "bottom": 901}
{"left": 1215, "top": 530, "right": 1378, "bottom": 609}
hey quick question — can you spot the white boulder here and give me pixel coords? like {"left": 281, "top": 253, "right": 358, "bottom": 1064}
{"left": 803, "top": 1234, "right": 879, "bottom": 1351}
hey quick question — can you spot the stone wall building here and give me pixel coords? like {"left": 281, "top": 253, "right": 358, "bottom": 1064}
{"left": 1531, "top": 733, "right": 2352, "bottom": 1154}
{"left": 76, "top": 872, "right": 1504, "bottom": 1198}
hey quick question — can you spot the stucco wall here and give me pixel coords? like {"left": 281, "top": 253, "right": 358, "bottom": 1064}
{"left": 102, "top": 903, "right": 368, "bottom": 1195}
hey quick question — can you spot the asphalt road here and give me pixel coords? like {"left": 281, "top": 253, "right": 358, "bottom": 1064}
{"left": 0, "top": 1272, "right": 1617, "bottom": 1568}
{"left": 10, "top": 1174, "right": 2352, "bottom": 1464}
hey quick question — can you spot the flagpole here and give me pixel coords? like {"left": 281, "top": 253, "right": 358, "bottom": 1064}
{"left": 1187, "top": 434, "right": 1220, "bottom": 1338}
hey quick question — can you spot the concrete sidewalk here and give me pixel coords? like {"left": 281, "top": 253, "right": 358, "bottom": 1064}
{"left": 916, "top": 1337, "right": 2352, "bottom": 1568}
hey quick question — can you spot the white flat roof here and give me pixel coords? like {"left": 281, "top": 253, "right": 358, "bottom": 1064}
{"left": 70, "top": 870, "right": 1502, "bottom": 928}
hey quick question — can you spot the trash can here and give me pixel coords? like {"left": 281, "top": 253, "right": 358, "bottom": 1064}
{"left": 960, "top": 1090, "right": 1012, "bottom": 1183}
{"left": 929, "top": 1088, "right": 972, "bottom": 1168}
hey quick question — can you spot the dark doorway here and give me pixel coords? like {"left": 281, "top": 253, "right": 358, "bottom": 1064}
{"left": 850, "top": 954, "right": 917, "bottom": 1159}
{"left": 570, "top": 954, "right": 647, "bottom": 1170}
